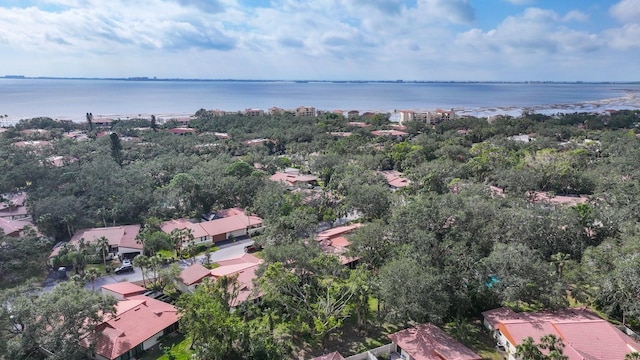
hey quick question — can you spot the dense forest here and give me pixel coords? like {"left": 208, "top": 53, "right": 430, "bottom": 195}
{"left": 1, "top": 108, "right": 640, "bottom": 359}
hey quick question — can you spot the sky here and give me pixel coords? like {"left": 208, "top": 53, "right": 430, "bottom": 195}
{"left": 0, "top": 0, "right": 639, "bottom": 81}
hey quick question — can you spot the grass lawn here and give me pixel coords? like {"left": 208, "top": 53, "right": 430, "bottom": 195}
{"left": 139, "top": 333, "right": 192, "bottom": 360}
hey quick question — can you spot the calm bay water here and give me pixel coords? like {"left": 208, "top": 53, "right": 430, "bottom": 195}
{"left": 1, "top": 79, "right": 639, "bottom": 122}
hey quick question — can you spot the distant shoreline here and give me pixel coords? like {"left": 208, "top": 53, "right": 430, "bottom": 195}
{"left": 1, "top": 92, "right": 639, "bottom": 127}
{"left": 2, "top": 76, "right": 640, "bottom": 85}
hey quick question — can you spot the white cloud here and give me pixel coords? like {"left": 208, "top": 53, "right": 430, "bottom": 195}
{"left": 610, "top": 0, "right": 640, "bottom": 24}
{"left": 563, "top": 10, "right": 588, "bottom": 22}
{"left": 605, "top": 23, "right": 640, "bottom": 49}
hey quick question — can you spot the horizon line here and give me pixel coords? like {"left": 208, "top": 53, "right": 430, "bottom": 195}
{"left": 2, "top": 76, "right": 640, "bottom": 84}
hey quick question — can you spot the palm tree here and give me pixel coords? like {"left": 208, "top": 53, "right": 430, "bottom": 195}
{"left": 170, "top": 228, "right": 194, "bottom": 257}
{"left": 97, "top": 236, "right": 110, "bottom": 268}
{"left": 148, "top": 255, "right": 163, "bottom": 288}
{"left": 84, "top": 267, "right": 101, "bottom": 292}
{"left": 133, "top": 255, "right": 150, "bottom": 287}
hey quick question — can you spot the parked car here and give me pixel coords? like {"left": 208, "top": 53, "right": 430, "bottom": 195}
{"left": 122, "top": 259, "right": 132, "bottom": 267}
{"left": 244, "top": 244, "right": 263, "bottom": 253}
{"left": 114, "top": 264, "right": 134, "bottom": 274}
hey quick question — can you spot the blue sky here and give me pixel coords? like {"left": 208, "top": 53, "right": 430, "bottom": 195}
{"left": 0, "top": 0, "right": 638, "bottom": 81}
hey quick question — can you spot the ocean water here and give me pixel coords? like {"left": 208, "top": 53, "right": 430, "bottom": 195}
{"left": 1, "top": 79, "right": 639, "bottom": 123}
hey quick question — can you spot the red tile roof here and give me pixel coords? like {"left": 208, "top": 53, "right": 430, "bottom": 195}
{"left": 91, "top": 296, "right": 179, "bottom": 360}
{"left": 101, "top": 282, "right": 147, "bottom": 298}
{"left": 378, "top": 170, "right": 410, "bottom": 188}
{"left": 0, "top": 218, "right": 33, "bottom": 236}
{"left": 179, "top": 263, "right": 213, "bottom": 286}
{"left": 316, "top": 223, "right": 363, "bottom": 241}
{"left": 49, "top": 225, "right": 142, "bottom": 258}
{"left": 198, "top": 213, "right": 262, "bottom": 237}
{"left": 311, "top": 351, "right": 346, "bottom": 360}
{"left": 270, "top": 172, "right": 319, "bottom": 186}
{"left": 160, "top": 219, "right": 208, "bottom": 239}
{"left": 388, "top": 323, "right": 482, "bottom": 360}
{"left": 483, "top": 307, "right": 640, "bottom": 360}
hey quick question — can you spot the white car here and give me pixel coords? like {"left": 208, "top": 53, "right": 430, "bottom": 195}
{"left": 122, "top": 259, "right": 132, "bottom": 267}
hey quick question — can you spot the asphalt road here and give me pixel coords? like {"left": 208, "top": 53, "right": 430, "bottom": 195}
{"left": 42, "top": 238, "right": 254, "bottom": 292}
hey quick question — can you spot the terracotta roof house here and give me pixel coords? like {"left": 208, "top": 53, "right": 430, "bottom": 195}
{"left": 0, "top": 218, "right": 34, "bottom": 237}
{"left": 371, "top": 129, "right": 409, "bottom": 138}
{"left": 101, "top": 282, "right": 147, "bottom": 300}
{"left": 377, "top": 170, "right": 410, "bottom": 189}
{"left": 316, "top": 223, "right": 364, "bottom": 265}
{"left": 178, "top": 263, "right": 213, "bottom": 291}
{"left": 177, "top": 253, "right": 263, "bottom": 306}
{"left": 49, "top": 225, "right": 142, "bottom": 266}
{"left": 161, "top": 208, "right": 263, "bottom": 247}
{"left": 388, "top": 323, "right": 482, "bottom": 360}
{"left": 88, "top": 295, "right": 179, "bottom": 360}
{"left": 270, "top": 171, "right": 319, "bottom": 187}
{"left": 311, "top": 351, "right": 346, "bottom": 360}
{"left": 0, "top": 192, "right": 29, "bottom": 220}
{"left": 167, "top": 127, "right": 195, "bottom": 135}
{"left": 482, "top": 307, "right": 640, "bottom": 360}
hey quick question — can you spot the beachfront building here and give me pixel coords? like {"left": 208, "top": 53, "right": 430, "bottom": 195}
{"left": 295, "top": 106, "right": 317, "bottom": 117}
{"left": 244, "top": 108, "right": 265, "bottom": 116}
{"left": 398, "top": 109, "right": 456, "bottom": 125}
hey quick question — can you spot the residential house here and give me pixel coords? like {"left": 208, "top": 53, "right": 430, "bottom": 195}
{"left": 0, "top": 192, "right": 29, "bottom": 220}
{"left": 49, "top": 225, "right": 142, "bottom": 266}
{"left": 88, "top": 295, "right": 179, "bottom": 360}
{"left": 347, "top": 110, "right": 360, "bottom": 119}
{"left": 177, "top": 253, "right": 263, "bottom": 306}
{"left": 377, "top": 170, "right": 410, "bottom": 190}
{"left": 482, "top": 307, "right": 640, "bottom": 360}
{"left": 311, "top": 352, "right": 346, "bottom": 360}
{"left": 0, "top": 218, "right": 35, "bottom": 238}
{"left": 312, "top": 323, "right": 480, "bottom": 360}
{"left": 167, "top": 127, "right": 195, "bottom": 135}
{"left": 371, "top": 129, "right": 409, "bottom": 138}
{"left": 387, "top": 323, "right": 481, "bottom": 360}
{"left": 316, "top": 223, "right": 363, "bottom": 265}
{"left": 160, "top": 208, "right": 263, "bottom": 247}
{"left": 101, "top": 282, "right": 147, "bottom": 300}
{"left": 270, "top": 169, "right": 319, "bottom": 187}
